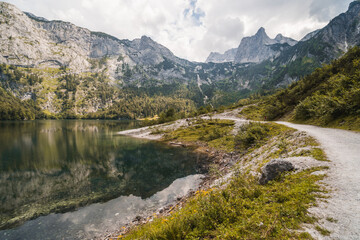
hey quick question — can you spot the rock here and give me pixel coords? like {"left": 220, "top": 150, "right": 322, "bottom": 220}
{"left": 133, "top": 215, "right": 142, "bottom": 222}
{"left": 259, "top": 159, "right": 294, "bottom": 185}
{"left": 234, "top": 27, "right": 297, "bottom": 64}
{"left": 205, "top": 48, "right": 237, "bottom": 63}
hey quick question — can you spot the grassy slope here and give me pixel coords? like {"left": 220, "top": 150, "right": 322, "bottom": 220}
{"left": 238, "top": 47, "right": 360, "bottom": 131}
{"left": 120, "top": 120, "right": 328, "bottom": 239}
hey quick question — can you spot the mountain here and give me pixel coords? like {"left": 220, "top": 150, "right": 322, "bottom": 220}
{"left": 234, "top": 27, "right": 297, "bottom": 63}
{"left": 205, "top": 48, "right": 237, "bottom": 63}
{"left": 300, "top": 29, "right": 320, "bottom": 42}
{"left": 1, "top": 1, "right": 360, "bottom": 120}
{"left": 0, "top": 2, "right": 189, "bottom": 78}
{"left": 206, "top": 28, "right": 297, "bottom": 64}
{"left": 238, "top": 46, "right": 360, "bottom": 131}
{"left": 264, "top": 0, "right": 360, "bottom": 87}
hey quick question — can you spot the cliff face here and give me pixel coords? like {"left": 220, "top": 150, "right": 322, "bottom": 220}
{"left": 0, "top": 2, "right": 188, "bottom": 81}
{"left": 205, "top": 28, "right": 297, "bottom": 64}
{"left": 233, "top": 27, "right": 297, "bottom": 64}
{"left": 206, "top": 48, "right": 237, "bottom": 63}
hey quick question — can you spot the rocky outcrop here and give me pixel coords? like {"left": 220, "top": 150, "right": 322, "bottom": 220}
{"left": 205, "top": 48, "right": 237, "bottom": 63}
{"left": 259, "top": 159, "right": 294, "bottom": 185}
{"left": 205, "top": 28, "right": 297, "bottom": 64}
{"left": 234, "top": 27, "right": 297, "bottom": 63}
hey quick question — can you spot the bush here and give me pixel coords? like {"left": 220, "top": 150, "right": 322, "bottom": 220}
{"left": 235, "top": 123, "right": 271, "bottom": 150}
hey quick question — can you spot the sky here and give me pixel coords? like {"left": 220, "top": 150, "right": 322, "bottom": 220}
{"left": 3, "top": 0, "right": 353, "bottom": 62}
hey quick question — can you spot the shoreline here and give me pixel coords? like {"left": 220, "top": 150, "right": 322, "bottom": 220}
{"left": 107, "top": 113, "right": 329, "bottom": 239}
{"left": 105, "top": 117, "right": 241, "bottom": 239}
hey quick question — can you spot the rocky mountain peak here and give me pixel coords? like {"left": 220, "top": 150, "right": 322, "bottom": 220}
{"left": 253, "top": 27, "right": 271, "bottom": 43}
{"left": 274, "top": 33, "right": 298, "bottom": 46}
{"left": 275, "top": 34, "right": 283, "bottom": 41}
{"left": 233, "top": 27, "right": 297, "bottom": 63}
{"left": 349, "top": 0, "right": 360, "bottom": 11}
{"left": 255, "top": 27, "right": 266, "bottom": 36}
{"left": 24, "top": 12, "right": 49, "bottom": 22}
{"left": 140, "top": 35, "right": 154, "bottom": 43}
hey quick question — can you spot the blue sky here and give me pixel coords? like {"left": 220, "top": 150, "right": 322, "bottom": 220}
{"left": 2, "top": 0, "right": 353, "bottom": 61}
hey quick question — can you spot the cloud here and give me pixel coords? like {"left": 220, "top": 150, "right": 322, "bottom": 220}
{"left": 2, "top": 0, "right": 354, "bottom": 62}
{"left": 309, "top": 0, "right": 351, "bottom": 22}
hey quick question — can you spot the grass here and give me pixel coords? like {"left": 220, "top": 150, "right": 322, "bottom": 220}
{"left": 235, "top": 122, "right": 289, "bottom": 152}
{"left": 163, "top": 119, "right": 236, "bottom": 152}
{"left": 120, "top": 121, "right": 330, "bottom": 239}
{"left": 311, "top": 148, "right": 329, "bottom": 162}
{"left": 124, "top": 167, "right": 326, "bottom": 240}
{"left": 326, "top": 217, "right": 337, "bottom": 223}
{"left": 315, "top": 225, "right": 331, "bottom": 236}
{"left": 238, "top": 103, "right": 266, "bottom": 121}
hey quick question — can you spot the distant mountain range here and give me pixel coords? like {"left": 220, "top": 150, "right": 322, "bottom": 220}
{"left": 1, "top": 1, "right": 360, "bottom": 119}
{"left": 206, "top": 27, "right": 297, "bottom": 64}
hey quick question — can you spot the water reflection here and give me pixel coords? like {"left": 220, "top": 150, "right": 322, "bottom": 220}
{"left": 1, "top": 175, "right": 203, "bottom": 240}
{"left": 0, "top": 120, "right": 206, "bottom": 230}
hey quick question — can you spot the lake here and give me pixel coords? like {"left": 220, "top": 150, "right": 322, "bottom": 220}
{"left": 0, "top": 120, "right": 207, "bottom": 239}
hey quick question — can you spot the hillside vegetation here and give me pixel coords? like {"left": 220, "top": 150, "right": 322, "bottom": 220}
{"left": 0, "top": 64, "right": 199, "bottom": 120}
{"left": 239, "top": 47, "right": 360, "bottom": 130}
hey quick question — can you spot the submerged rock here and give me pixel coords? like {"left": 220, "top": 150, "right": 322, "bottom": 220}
{"left": 259, "top": 159, "right": 294, "bottom": 185}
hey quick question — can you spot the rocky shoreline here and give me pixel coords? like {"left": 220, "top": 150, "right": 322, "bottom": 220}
{"left": 102, "top": 119, "right": 241, "bottom": 239}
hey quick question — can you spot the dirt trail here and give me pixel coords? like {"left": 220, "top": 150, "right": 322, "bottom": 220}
{"left": 275, "top": 122, "right": 360, "bottom": 240}
{"left": 215, "top": 110, "right": 360, "bottom": 239}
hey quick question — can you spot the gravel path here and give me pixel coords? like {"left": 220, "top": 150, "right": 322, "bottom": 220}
{"left": 276, "top": 122, "right": 360, "bottom": 240}
{"left": 214, "top": 110, "right": 360, "bottom": 239}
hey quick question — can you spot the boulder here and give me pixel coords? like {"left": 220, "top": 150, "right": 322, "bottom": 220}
{"left": 259, "top": 159, "right": 294, "bottom": 185}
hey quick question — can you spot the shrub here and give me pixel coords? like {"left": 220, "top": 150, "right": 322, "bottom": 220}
{"left": 235, "top": 122, "right": 271, "bottom": 150}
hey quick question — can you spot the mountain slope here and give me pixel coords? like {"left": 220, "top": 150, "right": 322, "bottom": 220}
{"left": 239, "top": 46, "right": 360, "bottom": 131}
{"left": 264, "top": 1, "right": 360, "bottom": 87}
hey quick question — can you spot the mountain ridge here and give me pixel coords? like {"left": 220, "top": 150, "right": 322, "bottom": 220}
{"left": 1, "top": 1, "right": 360, "bottom": 120}
{"left": 206, "top": 27, "right": 297, "bottom": 64}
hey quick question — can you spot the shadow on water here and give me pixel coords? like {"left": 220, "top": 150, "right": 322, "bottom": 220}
{"left": 0, "top": 120, "right": 208, "bottom": 232}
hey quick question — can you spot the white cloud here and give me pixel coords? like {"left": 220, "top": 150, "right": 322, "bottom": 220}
{"left": 2, "top": 0, "right": 354, "bottom": 61}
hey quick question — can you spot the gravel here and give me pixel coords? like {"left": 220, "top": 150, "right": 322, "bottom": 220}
{"left": 276, "top": 121, "right": 360, "bottom": 240}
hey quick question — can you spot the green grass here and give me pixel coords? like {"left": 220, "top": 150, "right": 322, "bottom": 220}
{"left": 164, "top": 119, "right": 236, "bottom": 152}
{"left": 121, "top": 121, "right": 329, "bottom": 239}
{"left": 315, "top": 225, "right": 331, "bottom": 236}
{"left": 125, "top": 167, "right": 326, "bottom": 240}
{"left": 311, "top": 148, "right": 329, "bottom": 162}
{"left": 326, "top": 217, "right": 337, "bottom": 223}
{"left": 238, "top": 102, "right": 267, "bottom": 121}
{"left": 235, "top": 122, "right": 286, "bottom": 151}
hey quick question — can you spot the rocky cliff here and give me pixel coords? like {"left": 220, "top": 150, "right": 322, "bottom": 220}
{"left": 205, "top": 48, "right": 237, "bottom": 63}
{"left": 233, "top": 27, "right": 297, "bottom": 63}
{"left": 205, "top": 28, "right": 297, "bottom": 64}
